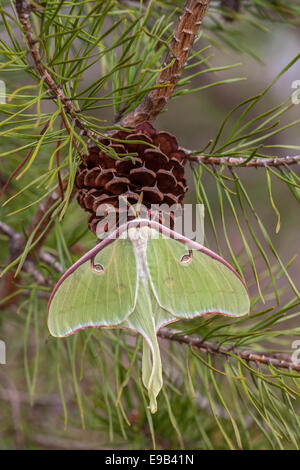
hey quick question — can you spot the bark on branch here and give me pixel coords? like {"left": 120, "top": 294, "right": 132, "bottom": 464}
{"left": 184, "top": 152, "right": 300, "bottom": 168}
{"left": 120, "top": 0, "right": 211, "bottom": 127}
{"left": 158, "top": 329, "right": 300, "bottom": 372}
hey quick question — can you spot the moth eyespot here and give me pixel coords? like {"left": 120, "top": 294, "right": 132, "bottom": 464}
{"left": 90, "top": 258, "right": 104, "bottom": 274}
{"left": 180, "top": 250, "right": 193, "bottom": 265}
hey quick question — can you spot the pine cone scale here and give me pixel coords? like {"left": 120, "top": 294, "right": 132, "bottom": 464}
{"left": 75, "top": 122, "right": 188, "bottom": 234}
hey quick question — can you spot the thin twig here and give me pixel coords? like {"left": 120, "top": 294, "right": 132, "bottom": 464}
{"left": 39, "top": 250, "right": 63, "bottom": 273}
{"left": 120, "top": 0, "right": 211, "bottom": 127}
{"left": 22, "top": 259, "right": 47, "bottom": 285}
{"left": 184, "top": 152, "right": 300, "bottom": 167}
{"left": 158, "top": 329, "right": 300, "bottom": 372}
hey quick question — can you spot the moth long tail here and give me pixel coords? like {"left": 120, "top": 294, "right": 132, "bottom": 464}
{"left": 142, "top": 336, "right": 163, "bottom": 414}
{"left": 124, "top": 281, "right": 163, "bottom": 413}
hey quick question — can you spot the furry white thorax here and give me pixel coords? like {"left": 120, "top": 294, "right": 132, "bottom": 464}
{"left": 127, "top": 226, "right": 156, "bottom": 283}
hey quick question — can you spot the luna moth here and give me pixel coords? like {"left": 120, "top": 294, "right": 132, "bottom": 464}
{"left": 47, "top": 218, "right": 250, "bottom": 413}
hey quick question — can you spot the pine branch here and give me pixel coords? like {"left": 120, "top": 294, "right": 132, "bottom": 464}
{"left": 15, "top": 0, "right": 103, "bottom": 142}
{"left": 158, "top": 329, "right": 300, "bottom": 372}
{"left": 184, "top": 152, "right": 300, "bottom": 167}
{"left": 16, "top": 1, "right": 212, "bottom": 132}
{"left": 120, "top": 0, "right": 212, "bottom": 127}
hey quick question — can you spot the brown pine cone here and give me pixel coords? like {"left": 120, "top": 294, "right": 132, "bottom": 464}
{"left": 75, "top": 122, "right": 188, "bottom": 235}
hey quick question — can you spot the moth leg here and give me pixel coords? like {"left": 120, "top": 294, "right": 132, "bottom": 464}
{"left": 90, "top": 257, "right": 104, "bottom": 273}
{"left": 180, "top": 249, "right": 193, "bottom": 265}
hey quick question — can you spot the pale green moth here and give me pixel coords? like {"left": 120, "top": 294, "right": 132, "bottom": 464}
{"left": 47, "top": 218, "right": 250, "bottom": 413}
